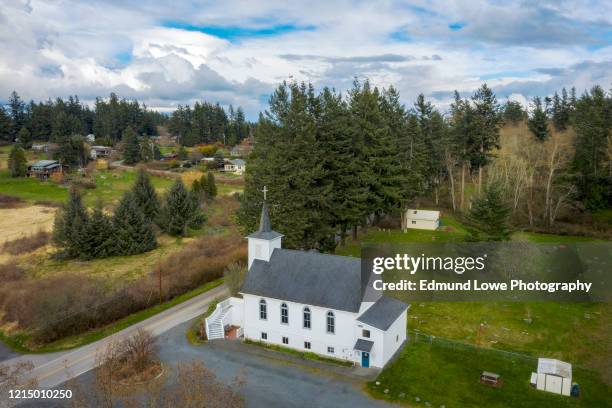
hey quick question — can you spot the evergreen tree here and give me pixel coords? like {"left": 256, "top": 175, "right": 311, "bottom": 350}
{"left": 55, "top": 135, "right": 87, "bottom": 167}
{"left": 159, "top": 179, "right": 204, "bottom": 236}
{"left": 317, "top": 87, "right": 367, "bottom": 242}
{"left": 503, "top": 101, "right": 526, "bottom": 124}
{"left": 53, "top": 186, "right": 88, "bottom": 257}
{"left": 132, "top": 168, "right": 160, "bottom": 222}
{"left": 206, "top": 172, "right": 217, "bottom": 198}
{"left": 80, "top": 202, "right": 116, "bottom": 259}
{"left": 17, "top": 127, "right": 32, "bottom": 149}
{"left": 122, "top": 127, "right": 141, "bottom": 164}
{"left": 177, "top": 145, "right": 188, "bottom": 161}
{"left": 466, "top": 183, "right": 512, "bottom": 241}
{"left": 0, "top": 106, "right": 12, "bottom": 142}
{"left": 528, "top": 97, "right": 550, "bottom": 141}
{"left": 113, "top": 191, "right": 157, "bottom": 255}
{"left": 8, "top": 91, "right": 25, "bottom": 140}
{"left": 572, "top": 86, "right": 612, "bottom": 208}
{"left": 8, "top": 144, "right": 27, "bottom": 177}
{"left": 471, "top": 84, "right": 502, "bottom": 194}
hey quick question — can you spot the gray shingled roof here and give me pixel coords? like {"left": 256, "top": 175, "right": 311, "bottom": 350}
{"left": 354, "top": 338, "right": 374, "bottom": 352}
{"left": 241, "top": 248, "right": 363, "bottom": 312}
{"left": 247, "top": 201, "right": 283, "bottom": 240}
{"left": 357, "top": 296, "right": 409, "bottom": 330}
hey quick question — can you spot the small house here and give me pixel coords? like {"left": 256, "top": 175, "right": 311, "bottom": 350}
{"left": 402, "top": 209, "right": 440, "bottom": 231}
{"left": 530, "top": 358, "right": 572, "bottom": 396}
{"left": 224, "top": 158, "right": 246, "bottom": 175}
{"left": 27, "top": 160, "right": 63, "bottom": 180}
{"left": 32, "top": 144, "right": 49, "bottom": 152}
{"left": 90, "top": 145, "right": 113, "bottom": 159}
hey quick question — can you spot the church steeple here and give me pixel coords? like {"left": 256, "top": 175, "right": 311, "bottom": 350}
{"left": 247, "top": 186, "right": 283, "bottom": 268}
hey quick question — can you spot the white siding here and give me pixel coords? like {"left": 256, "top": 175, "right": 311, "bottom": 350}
{"left": 242, "top": 294, "right": 359, "bottom": 364}
{"left": 247, "top": 237, "right": 282, "bottom": 268}
{"left": 382, "top": 309, "right": 407, "bottom": 364}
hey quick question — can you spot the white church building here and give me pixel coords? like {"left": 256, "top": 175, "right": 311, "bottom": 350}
{"left": 206, "top": 196, "right": 409, "bottom": 369}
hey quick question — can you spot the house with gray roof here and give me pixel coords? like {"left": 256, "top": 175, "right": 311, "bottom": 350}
{"left": 205, "top": 191, "right": 409, "bottom": 368}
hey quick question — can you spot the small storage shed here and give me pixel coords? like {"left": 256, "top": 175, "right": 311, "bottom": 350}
{"left": 530, "top": 358, "right": 572, "bottom": 396}
{"left": 402, "top": 209, "right": 440, "bottom": 231}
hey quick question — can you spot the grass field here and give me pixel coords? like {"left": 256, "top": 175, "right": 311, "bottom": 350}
{"left": 336, "top": 214, "right": 611, "bottom": 404}
{"left": 369, "top": 341, "right": 610, "bottom": 408}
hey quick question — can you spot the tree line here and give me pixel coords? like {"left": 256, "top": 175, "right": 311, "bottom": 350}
{"left": 168, "top": 102, "right": 252, "bottom": 147}
{"left": 54, "top": 169, "right": 208, "bottom": 259}
{"left": 0, "top": 91, "right": 166, "bottom": 145}
{"left": 238, "top": 80, "right": 612, "bottom": 250}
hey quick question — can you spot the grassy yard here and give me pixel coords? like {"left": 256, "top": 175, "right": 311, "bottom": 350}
{"left": 369, "top": 341, "right": 610, "bottom": 408}
{"left": 0, "top": 168, "right": 175, "bottom": 207}
{"left": 338, "top": 214, "right": 611, "bottom": 401}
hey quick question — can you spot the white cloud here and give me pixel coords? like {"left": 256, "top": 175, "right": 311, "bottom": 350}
{"left": 0, "top": 0, "right": 610, "bottom": 119}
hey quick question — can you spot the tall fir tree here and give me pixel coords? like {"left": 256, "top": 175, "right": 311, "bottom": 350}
{"left": 528, "top": 97, "right": 550, "bottom": 141}
{"left": 206, "top": 172, "right": 217, "bottom": 198}
{"left": 17, "top": 127, "right": 32, "bottom": 149}
{"left": 159, "top": 179, "right": 203, "bottom": 236}
{"left": 113, "top": 191, "right": 157, "bottom": 255}
{"left": 132, "top": 168, "right": 160, "bottom": 222}
{"left": 122, "top": 127, "right": 141, "bottom": 164}
{"left": 53, "top": 186, "right": 88, "bottom": 257}
{"left": 471, "top": 84, "right": 502, "bottom": 194}
{"left": 8, "top": 91, "right": 25, "bottom": 141}
{"left": 0, "top": 106, "right": 13, "bottom": 142}
{"left": 8, "top": 144, "right": 27, "bottom": 177}
{"left": 80, "top": 202, "right": 116, "bottom": 259}
{"left": 466, "top": 183, "right": 512, "bottom": 241}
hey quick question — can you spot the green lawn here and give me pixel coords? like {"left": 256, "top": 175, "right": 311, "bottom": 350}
{"left": 0, "top": 168, "right": 174, "bottom": 207}
{"left": 369, "top": 341, "right": 610, "bottom": 408}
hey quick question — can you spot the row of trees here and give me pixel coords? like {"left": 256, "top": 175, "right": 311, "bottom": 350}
{"left": 53, "top": 170, "right": 205, "bottom": 259}
{"left": 239, "top": 80, "right": 611, "bottom": 250}
{"left": 169, "top": 102, "right": 251, "bottom": 146}
{"left": 0, "top": 91, "right": 166, "bottom": 144}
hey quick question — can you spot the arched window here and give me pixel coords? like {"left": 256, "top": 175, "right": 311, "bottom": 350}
{"left": 281, "top": 303, "right": 289, "bottom": 324}
{"left": 326, "top": 311, "right": 335, "bottom": 334}
{"left": 303, "top": 307, "right": 311, "bottom": 329}
{"left": 259, "top": 299, "right": 267, "bottom": 320}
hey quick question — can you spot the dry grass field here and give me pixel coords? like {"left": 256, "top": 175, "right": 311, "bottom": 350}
{"left": 0, "top": 205, "right": 56, "bottom": 244}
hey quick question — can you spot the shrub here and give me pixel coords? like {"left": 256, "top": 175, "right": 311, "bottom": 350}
{"left": 0, "top": 262, "right": 26, "bottom": 281}
{"left": 2, "top": 230, "right": 50, "bottom": 255}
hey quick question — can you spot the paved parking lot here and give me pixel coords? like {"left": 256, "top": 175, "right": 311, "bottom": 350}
{"left": 15, "top": 320, "right": 391, "bottom": 408}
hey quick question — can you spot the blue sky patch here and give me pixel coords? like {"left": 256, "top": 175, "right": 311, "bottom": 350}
{"left": 448, "top": 22, "right": 466, "bottom": 31}
{"left": 162, "top": 21, "right": 316, "bottom": 41}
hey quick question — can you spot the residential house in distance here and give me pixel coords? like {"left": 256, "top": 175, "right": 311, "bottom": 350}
{"left": 402, "top": 209, "right": 440, "bottom": 231}
{"left": 27, "top": 160, "right": 63, "bottom": 180}
{"left": 224, "top": 158, "right": 246, "bottom": 175}
{"left": 205, "top": 195, "right": 409, "bottom": 368}
{"left": 32, "top": 143, "right": 49, "bottom": 153}
{"left": 90, "top": 145, "right": 113, "bottom": 160}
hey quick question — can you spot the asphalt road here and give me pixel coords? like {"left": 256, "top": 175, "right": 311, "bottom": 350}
{"left": 16, "top": 319, "right": 391, "bottom": 408}
{"left": 3, "top": 283, "right": 228, "bottom": 391}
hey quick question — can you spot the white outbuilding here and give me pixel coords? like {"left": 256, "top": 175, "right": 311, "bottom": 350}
{"left": 530, "top": 358, "right": 572, "bottom": 396}
{"left": 402, "top": 209, "right": 440, "bottom": 231}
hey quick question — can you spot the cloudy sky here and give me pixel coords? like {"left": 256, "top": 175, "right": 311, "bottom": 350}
{"left": 1, "top": 0, "right": 611, "bottom": 119}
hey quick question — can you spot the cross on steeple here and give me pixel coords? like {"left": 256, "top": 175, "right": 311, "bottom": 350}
{"left": 262, "top": 185, "right": 268, "bottom": 201}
